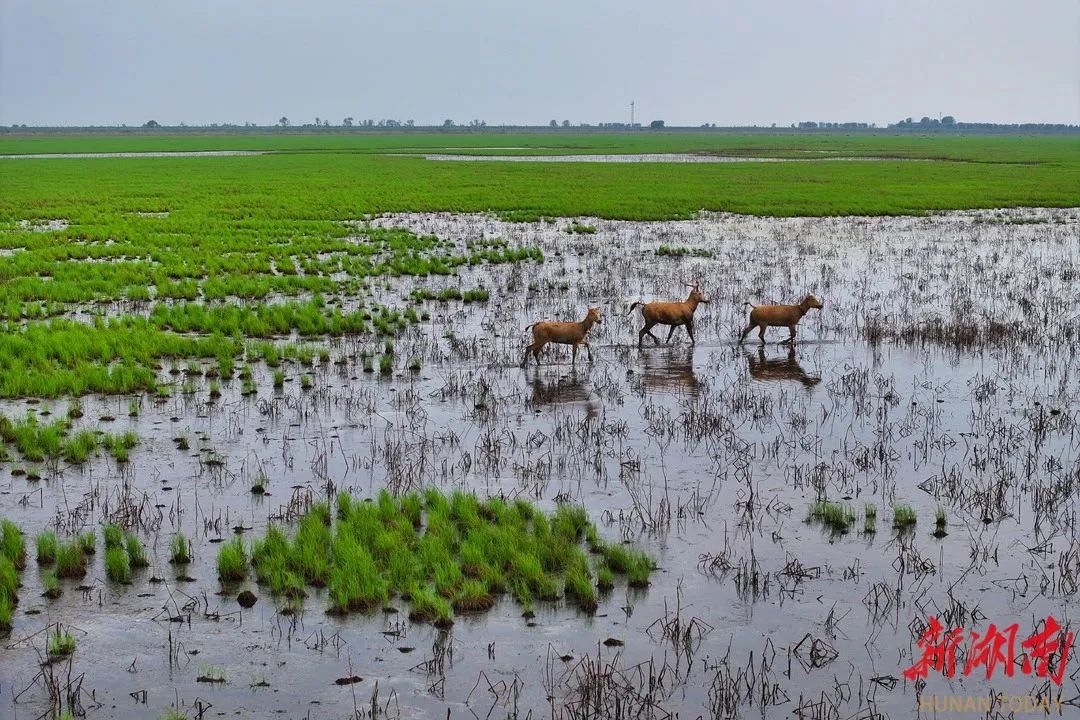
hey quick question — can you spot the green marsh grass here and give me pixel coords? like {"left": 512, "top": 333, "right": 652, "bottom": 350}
{"left": 123, "top": 528, "right": 149, "bottom": 569}
{"left": 807, "top": 500, "right": 856, "bottom": 534}
{"left": 934, "top": 506, "right": 948, "bottom": 537}
{"left": 36, "top": 530, "right": 57, "bottom": 565}
{"left": 54, "top": 542, "right": 86, "bottom": 578}
{"left": 1, "top": 520, "right": 26, "bottom": 569}
{"left": 893, "top": 505, "right": 918, "bottom": 530}
{"left": 42, "top": 570, "right": 61, "bottom": 599}
{"left": 77, "top": 531, "right": 95, "bottom": 555}
{"left": 250, "top": 491, "right": 648, "bottom": 622}
{"left": 105, "top": 546, "right": 130, "bottom": 582}
{"left": 217, "top": 537, "right": 247, "bottom": 581}
{"left": 47, "top": 626, "right": 76, "bottom": 657}
{"left": 170, "top": 533, "right": 191, "bottom": 564}
{"left": 102, "top": 523, "right": 123, "bottom": 550}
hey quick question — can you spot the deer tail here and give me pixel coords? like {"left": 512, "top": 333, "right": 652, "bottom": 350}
{"left": 742, "top": 301, "right": 756, "bottom": 309}
{"left": 524, "top": 323, "right": 537, "bottom": 332}
{"left": 626, "top": 301, "right": 642, "bottom": 316}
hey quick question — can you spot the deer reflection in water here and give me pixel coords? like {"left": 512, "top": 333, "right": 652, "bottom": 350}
{"left": 633, "top": 347, "right": 701, "bottom": 396}
{"left": 746, "top": 347, "right": 821, "bottom": 388}
{"left": 526, "top": 368, "right": 600, "bottom": 417}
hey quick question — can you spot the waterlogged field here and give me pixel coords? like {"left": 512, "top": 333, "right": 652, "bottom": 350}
{"left": 0, "top": 136, "right": 1078, "bottom": 719}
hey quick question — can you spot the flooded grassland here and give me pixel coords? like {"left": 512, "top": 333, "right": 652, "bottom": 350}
{"left": 1, "top": 208, "right": 1079, "bottom": 719}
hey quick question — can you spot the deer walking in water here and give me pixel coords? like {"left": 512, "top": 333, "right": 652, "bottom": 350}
{"left": 739, "top": 295, "right": 823, "bottom": 345}
{"left": 628, "top": 280, "right": 709, "bottom": 346}
{"left": 521, "top": 307, "right": 602, "bottom": 367}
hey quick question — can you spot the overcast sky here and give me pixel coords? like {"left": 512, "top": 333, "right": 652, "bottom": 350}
{"left": 1, "top": 0, "right": 1077, "bottom": 127}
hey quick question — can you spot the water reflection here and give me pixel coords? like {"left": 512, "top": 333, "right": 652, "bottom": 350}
{"left": 636, "top": 348, "right": 701, "bottom": 396}
{"left": 526, "top": 369, "right": 596, "bottom": 413}
{"left": 746, "top": 348, "right": 821, "bottom": 388}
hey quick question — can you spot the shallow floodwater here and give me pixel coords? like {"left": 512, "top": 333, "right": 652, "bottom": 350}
{"left": 1, "top": 208, "right": 1078, "bottom": 719}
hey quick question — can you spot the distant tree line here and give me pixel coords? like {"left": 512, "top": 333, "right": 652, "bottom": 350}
{"left": 4, "top": 117, "right": 1077, "bottom": 134}
{"left": 890, "top": 116, "right": 1077, "bottom": 131}
{"left": 795, "top": 122, "right": 875, "bottom": 129}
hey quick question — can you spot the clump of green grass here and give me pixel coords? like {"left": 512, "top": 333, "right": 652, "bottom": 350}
{"left": 807, "top": 500, "right": 856, "bottom": 534}
{"left": 1, "top": 539, "right": 20, "bottom": 629}
{"left": 47, "top": 625, "right": 76, "bottom": 657}
{"left": 196, "top": 664, "right": 227, "bottom": 683}
{"left": 408, "top": 585, "right": 454, "bottom": 627}
{"left": 36, "top": 530, "right": 58, "bottom": 565}
{"left": 250, "top": 471, "right": 268, "bottom": 495}
{"left": 170, "top": 533, "right": 191, "bottom": 564}
{"left": 596, "top": 564, "right": 615, "bottom": 592}
{"left": 379, "top": 355, "right": 393, "bottom": 375}
{"left": 124, "top": 533, "right": 149, "bottom": 568}
{"left": 864, "top": 503, "right": 877, "bottom": 534}
{"left": 42, "top": 570, "right": 61, "bottom": 599}
{"left": 933, "top": 506, "right": 948, "bottom": 537}
{"left": 1, "top": 520, "right": 27, "bottom": 570}
{"left": 249, "top": 490, "right": 651, "bottom": 623}
{"left": 105, "top": 545, "right": 131, "bottom": 582}
{"left": 893, "top": 504, "right": 917, "bottom": 530}
{"left": 54, "top": 542, "right": 86, "bottom": 578}
{"left": 272, "top": 370, "right": 285, "bottom": 389}
{"left": 102, "top": 523, "right": 123, "bottom": 550}
{"left": 217, "top": 537, "right": 247, "bottom": 581}
{"left": 568, "top": 222, "right": 597, "bottom": 234}
{"left": 77, "top": 531, "right": 96, "bottom": 555}
{"left": 655, "top": 245, "right": 713, "bottom": 258}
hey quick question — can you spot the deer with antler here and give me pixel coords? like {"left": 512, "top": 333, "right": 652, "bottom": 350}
{"left": 627, "top": 280, "right": 709, "bottom": 346}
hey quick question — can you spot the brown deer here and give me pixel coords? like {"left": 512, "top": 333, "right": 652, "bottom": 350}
{"left": 521, "top": 307, "right": 602, "bottom": 367}
{"left": 628, "top": 280, "right": 709, "bottom": 346}
{"left": 739, "top": 295, "right": 823, "bottom": 345}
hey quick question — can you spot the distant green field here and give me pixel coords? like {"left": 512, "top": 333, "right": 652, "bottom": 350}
{"left": 1, "top": 133, "right": 1077, "bottom": 221}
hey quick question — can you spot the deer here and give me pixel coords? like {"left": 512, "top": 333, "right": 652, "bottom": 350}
{"left": 738, "top": 294, "right": 823, "bottom": 345}
{"left": 521, "top": 307, "right": 602, "bottom": 367}
{"left": 627, "top": 280, "right": 709, "bottom": 346}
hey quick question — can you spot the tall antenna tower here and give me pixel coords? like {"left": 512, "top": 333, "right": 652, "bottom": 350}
{"left": 630, "top": 101, "right": 635, "bottom": 127}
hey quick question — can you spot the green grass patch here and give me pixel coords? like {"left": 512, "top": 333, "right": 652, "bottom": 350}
{"left": 36, "top": 530, "right": 57, "bottom": 565}
{"left": 54, "top": 541, "right": 86, "bottom": 578}
{"left": 807, "top": 500, "right": 856, "bottom": 534}
{"left": 248, "top": 489, "right": 650, "bottom": 622}
{"left": 105, "top": 545, "right": 130, "bottom": 582}
{"left": 217, "top": 537, "right": 247, "bottom": 581}
{"left": 893, "top": 504, "right": 918, "bottom": 530}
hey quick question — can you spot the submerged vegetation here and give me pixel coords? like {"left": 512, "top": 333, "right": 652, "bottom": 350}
{"left": 236, "top": 489, "right": 651, "bottom": 623}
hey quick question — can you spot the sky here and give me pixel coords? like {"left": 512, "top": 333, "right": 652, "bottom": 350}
{"left": 1, "top": 0, "right": 1077, "bottom": 127}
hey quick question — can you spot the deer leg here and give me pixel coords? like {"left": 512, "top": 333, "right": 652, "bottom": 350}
{"left": 685, "top": 320, "right": 696, "bottom": 345}
{"left": 584, "top": 341, "right": 593, "bottom": 362}
{"left": 521, "top": 344, "right": 533, "bottom": 368}
{"left": 780, "top": 325, "right": 797, "bottom": 345}
{"left": 758, "top": 324, "right": 767, "bottom": 344}
{"left": 639, "top": 322, "right": 657, "bottom": 346}
{"left": 532, "top": 341, "right": 546, "bottom": 364}
{"left": 665, "top": 325, "right": 678, "bottom": 344}
{"left": 572, "top": 343, "right": 579, "bottom": 365}
{"left": 739, "top": 322, "right": 755, "bottom": 343}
